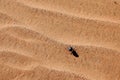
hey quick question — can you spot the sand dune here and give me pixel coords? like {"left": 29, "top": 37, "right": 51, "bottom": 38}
{"left": 16, "top": 0, "right": 120, "bottom": 23}
{"left": 0, "top": 0, "right": 120, "bottom": 80}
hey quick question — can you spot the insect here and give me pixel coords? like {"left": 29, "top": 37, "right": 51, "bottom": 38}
{"left": 68, "top": 47, "right": 79, "bottom": 57}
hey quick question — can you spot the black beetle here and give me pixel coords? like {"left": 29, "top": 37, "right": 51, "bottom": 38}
{"left": 68, "top": 47, "right": 79, "bottom": 57}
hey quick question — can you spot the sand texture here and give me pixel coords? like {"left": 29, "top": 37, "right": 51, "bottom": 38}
{"left": 0, "top": 0, "right": 120, "bottom": 80}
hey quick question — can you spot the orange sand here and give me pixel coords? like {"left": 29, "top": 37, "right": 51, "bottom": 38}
{"left": 0, "top": 0, "right": 120, "bottom": 80}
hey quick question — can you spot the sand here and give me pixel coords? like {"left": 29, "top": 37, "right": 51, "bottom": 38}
{"left": 0, "top": 0, "right": 120, "bottom": 80}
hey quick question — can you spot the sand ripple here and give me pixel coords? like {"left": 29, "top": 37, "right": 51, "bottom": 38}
{"left": 0, "top": 0, "right": 120, "bottom": 80}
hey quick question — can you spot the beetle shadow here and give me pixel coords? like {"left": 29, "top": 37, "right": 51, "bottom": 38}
{"left": 72, "top": 50, "right": 79, "bottom": 57}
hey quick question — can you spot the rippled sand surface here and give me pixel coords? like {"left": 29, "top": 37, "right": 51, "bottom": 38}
{"left": 0, "top": 0, "right": 120, "bottom": 80}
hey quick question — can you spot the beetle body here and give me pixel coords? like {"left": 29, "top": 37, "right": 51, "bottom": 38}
{"left": 68, "top": 47, "right": 79, "bottom": 57}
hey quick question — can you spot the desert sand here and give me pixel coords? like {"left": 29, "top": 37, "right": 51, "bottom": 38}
{"left": 0, "top": 0, "right": 120, "bottom": 80}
